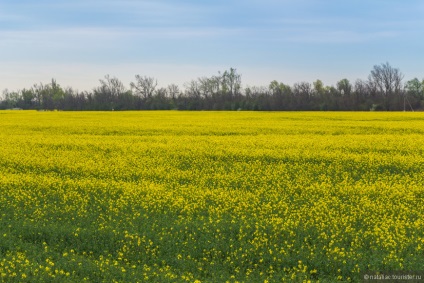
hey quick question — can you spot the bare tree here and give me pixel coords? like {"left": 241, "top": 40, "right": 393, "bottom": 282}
{"left": 155, "top": 87, "right": 168, "bottom": 99}
{"left": 167, "top": 84, "right": 180, "bottom": 100}
{"left": 98, "top": 75, "right": 126, "bottom": 97}
{"left": 184, "top": 80, "right": 201, "bottom": 98}
{"left": 292, "top": 82, "right": 313, "bottom": 109}
{"left": 293, "top": 82, "right": 313, "bottom": 98}
{"left": 198, "top": 77, "right": 214, "bottom": 99}
{"left": 368, "top": 62, "right": 404, "bottom": 110}
{"left": 130, "top": 75, "right": 157, "bottom": 99}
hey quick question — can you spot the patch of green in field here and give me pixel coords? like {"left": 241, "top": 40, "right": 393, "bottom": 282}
{"left": 1, "top": 111, "right": 423, "bottom": 282}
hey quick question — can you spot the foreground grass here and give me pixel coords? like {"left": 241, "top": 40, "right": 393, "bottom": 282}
{"left": 0, "top": 111, "right": 423, "bottom": 282}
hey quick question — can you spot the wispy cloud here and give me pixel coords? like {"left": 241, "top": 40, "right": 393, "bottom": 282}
{"left": 1, "top": 0, "right": 214, "bottom": 29}
{"left": 0, "top": 25, "right": 245, "bottom": 47}
{"left": 0, "top": 11, "right": 26, "bottom": 22}
{"left": 284, "top": 30, "right": 399, "bottom": 44}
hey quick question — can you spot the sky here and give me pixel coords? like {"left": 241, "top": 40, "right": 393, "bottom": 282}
{"left": 1, "top": 0, "right": 423, "bottom": 92}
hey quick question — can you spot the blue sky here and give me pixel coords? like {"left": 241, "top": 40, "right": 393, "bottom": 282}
{"left": 1, "top": 0, "right": 423, "bottom": 91}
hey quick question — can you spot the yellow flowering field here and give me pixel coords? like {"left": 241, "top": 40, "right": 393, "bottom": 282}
{"left": 0, "top": 111, "right": 423, "bottom": 282}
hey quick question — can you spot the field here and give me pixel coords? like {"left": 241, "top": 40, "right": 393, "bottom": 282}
{"left": 0, "top": 111, "right": 423, "bottom": 282}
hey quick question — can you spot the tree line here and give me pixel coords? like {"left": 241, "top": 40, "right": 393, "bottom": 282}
{"left": 1, "top": 63, "right": 423, "bottom": 111}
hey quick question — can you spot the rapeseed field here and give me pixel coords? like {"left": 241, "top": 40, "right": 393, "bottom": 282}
{"left": 0, "top": 111, "right": 423, "bottom": 282}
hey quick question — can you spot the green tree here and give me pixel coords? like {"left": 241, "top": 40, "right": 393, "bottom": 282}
{"left": 337, "top": 79, "right": 352, "bottom": 96}
{"left": 405, "top": 78, "right": 423, "bottom": 99}
{"left": 51, "top": 79, "right": 65, "bottom": 109}
{"left": 21, "top": 88, "right": 35, "bottom": 109}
